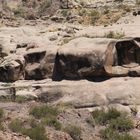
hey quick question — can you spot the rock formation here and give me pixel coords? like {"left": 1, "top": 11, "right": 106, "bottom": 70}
{"left": 1, "top": 36, "right": 140, "bottom": 82}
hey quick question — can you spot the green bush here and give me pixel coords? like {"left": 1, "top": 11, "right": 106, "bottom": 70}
{"left": 9, "top": 119, "right": 22, "bottom": 132}
{"left": 13, "top": 7, "right": 25, "bottom": 18}
{"left": 0, "top": 109, "right": 4, "bottom": 130}
{"left": 61, "top": 10, "right": 69, "bottom": 17}
{"left": 100, "top": 127, "right": 136, "bottom": 140}
{"left": 118, "top": 133, "right": 137, "bottom": 140}
{"left": 9, "top": 119, "right": 48, "bottom": 140}
{"left": 22, "top": 125, "right": 48, "bottom": 140}
{"left": 64, "top": 125, "right": 81, "bottom": 140}
{"left": 91, "top": 109, "right": 107, "bottom": 125}
{"left": 42, "top": 117, "right": 61, "bottom": 130}
{"left": 15, "top": 96, "right": 30, "bottom": 103}
{"left": 91, "top": 108, "right": 121, "bottom": 125}
{"left": 30, "top": 105, "right": 61, "bottom": 130}
{"left": 30, "top": 105, "right": 59, "bottom": 119}
{"left": 104, "top": 108, "right": 121, "bottom": 120}
{"left": 109, "top": 116, "right": 134, "bottom": 132}
{"left": 90, "top": 10, "right": 100, "bottom": 25}
{"left": 100, "top": 127, "right": 119, "bottom": 140}
{"left": 0, "top": 109, "right": 4, "bottom": 119}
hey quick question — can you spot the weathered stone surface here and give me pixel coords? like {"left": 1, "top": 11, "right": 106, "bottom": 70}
{"left": 53, "top": 37, "right": 140, "bottom": 81}
{"left": 0, "top": 131, "right": 31, "bottom": 140}
{"left": 12, "top": 77, "right": 139, "bottom": 107}
{"left": 47, "top": 128, "right": 73, "bottom": 140}
{"left": 0, "top": 55, "right": 25, "bottom": 82}
{"left": 53, "top": 37, "right": 111, "bottom": 80}
{"left": 24, "top": 46, "right": 58, "bottom": 80}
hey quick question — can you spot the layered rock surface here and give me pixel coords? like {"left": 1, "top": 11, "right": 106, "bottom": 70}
{"left": 2, "top": 34, "right": 140, "bottom": 82}
{"left": 0, "top": 19, "right": 140, "bottom": 113}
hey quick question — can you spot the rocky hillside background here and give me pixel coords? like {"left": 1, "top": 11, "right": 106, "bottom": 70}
{"left": 0, "top": 0, "right": 140, "bottom": 26}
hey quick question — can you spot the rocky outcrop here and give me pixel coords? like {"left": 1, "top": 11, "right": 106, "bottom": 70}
{"left": 53, "top": 37, "right": 140, "bottom": 81}
{"left": 1, "top": 37, "right": 140, "bottom": 82}
{"left": 24, "top": 46, "right": 58, "bottom": 80}
{"left": 0, "top": 55, "right": 25, "bottom": 82}
{"left": 53, "top": 37, "right": 110, "bottom": 80}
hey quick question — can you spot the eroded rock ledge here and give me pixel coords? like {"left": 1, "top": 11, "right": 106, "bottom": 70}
{"left": 0, "top": 36, "right": 140, "bottom": 113}
{"left": 1, "top": 37, "right": 140, "bottom": 82}
{"left": 0, "top": 77, "right": 139, "bottom": 110}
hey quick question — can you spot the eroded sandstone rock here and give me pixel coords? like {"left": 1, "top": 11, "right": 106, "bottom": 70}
{"left": 24, "top": 46, "right": 58, "bottom": 80}
{"left": 53, "top": 37, "right": 140, "bottom": 81}
{"left": 0, "top": 55, "right": 25, "bottom": 82}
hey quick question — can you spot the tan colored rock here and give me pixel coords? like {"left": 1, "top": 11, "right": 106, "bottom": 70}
{"left": 47, "top": 128, "right": 73, "bottom": 140}
{"left": 53, "top": 37, "right": 140, "bottom": 81}
{"left": 33, "top": 77, "right": 140, "bottom": 107}
{"left": 0, "top": 55, "right": 25, "bottom": 82}
{"left": 0, "top": 131, "right": 31, "bottom": 140}
{"left": 24, "top": 46, "right": 58, "bottom": 80}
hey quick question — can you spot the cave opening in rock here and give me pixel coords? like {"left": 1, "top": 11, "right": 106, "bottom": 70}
{"left": 116, "top": 40, "right": 140, "bottom": 67}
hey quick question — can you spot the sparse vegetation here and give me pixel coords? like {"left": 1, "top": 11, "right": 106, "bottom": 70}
{"left": 100, "top": 127, "right": 136, "bottom": 140}
{"left": 15, "top": 95, "right": 34, "bottom": 103}
{"left": 91, "top": 108, "right": 136, "bottom": 140}
{"left": 109, "top": 116, "right": 134, "bottom": 132}
{"left": 0, "top": 0, "right": 140, "bottom": 139}
{"left": 38, "top": 0, "right": 51, "bottom": 15}
{"left": 9, "top": 119, "right": 48, "bottom": 140}
{"left": 63, "top": 124, "right": 81, "bottom": 140}
{"left": 30, "top": 105, "right": 61, "bottom": 130}
{"left": 30, "top": 105, "right": 59, "bottom": 119}
{"left": 61, "top": 9, "right": 69, "bottom": 17}
{"left": 42, "top": 117, "right": 61, "bottom": 130}
{"left": 104, "top": 31, "right": 125, "bottom": 39}
{"left": 0, "top": 95, "right": 34, "bottom": 103}
{"left": 22, "top": 124, "right": 48, "bottom": 140}
{"left": 89, "top": 10, "right": 100, "bottom": 25}
{"left": 130, "top": 106, "right": 138, "bottom": 116}
{"left": 0, "top": 109, "right": 4, "bottom": 130}
{"left": 91, "top": 108, "right": 121, "bottom": 125}
{"left": 0, "top": 109, "right": 4, "bottom": 119}
{"left": 9, "top": 119, "right": 22, "bottom": 132}
{"left": 13, "top": 7, "right": 26, "bottom": 18}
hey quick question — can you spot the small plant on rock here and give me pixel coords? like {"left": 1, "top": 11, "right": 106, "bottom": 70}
{"left": 0, "top": 109, "right": 4, "bottom": 119}
{"left": 0, "top": 109, "right": 4, "bottom": 130}
{"left": 109, "top": 116, "right": 134, "bottom": 132}
{"left": 41, "top": 117, "right": 61, "bottom": 130}
{"left": 63, "top": 124, "right": 81, "bottom": 140}
{"left": 104, "top": 31, "right": 125, "bottom": 39}
{"left": 30, "top": 105, "right": 59, "bottom": 119}
{"left": 22, "top": 124, "right": 48, "bottom": 140}
{"left": 91, "top": 108, "right": 121, "bottom": 125}
{"left": 30, "top": 104, "right": 61, "bottom": 130}
{"left": 9, "top": 119, "right": 22, "bottom": 132}
{"left": 100, "top": 127, "right": 137, "bottom": 140}
{"left": 9, "top": 119, "right": 48, "bottom": 140}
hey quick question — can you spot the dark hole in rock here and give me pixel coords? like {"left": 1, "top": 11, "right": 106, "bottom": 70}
{"left": 116, "top": 40, "right": 140, "bottom": 67}
{"left": 24, "top": 51, "right": 46, "bottom": 63}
